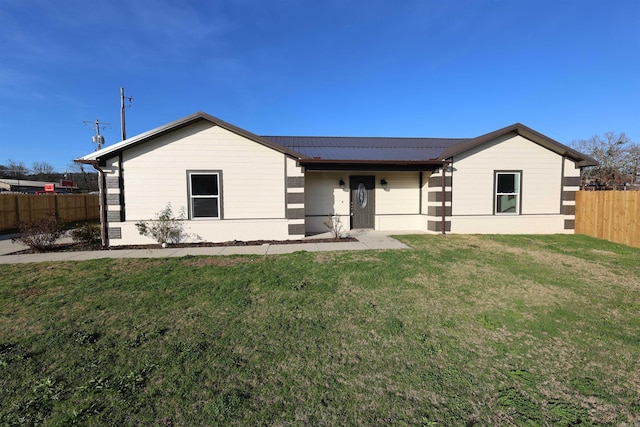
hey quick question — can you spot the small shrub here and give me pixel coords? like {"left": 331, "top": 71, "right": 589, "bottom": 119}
{"left": 12, "top": 213, "right": 67, "bottom": 252}
{"left": 70, "top": 222, "right": 101, "bottom": 245}
{"left": 323, "top": 212, "right": 345, "bottom": 240}
{"left": 135, "top": 203, "right": 187, "bottom": 246}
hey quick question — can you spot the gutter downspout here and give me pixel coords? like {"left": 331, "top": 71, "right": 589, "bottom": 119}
{"left": 86, "top": 161, "right": 108, "bottom": 247}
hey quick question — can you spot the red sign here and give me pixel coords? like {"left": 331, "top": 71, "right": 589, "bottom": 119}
{"left": 61, "top": 179, "right": 74, "bottom": 187}
{"left": 44, "top": 184, "right": 55, "bottom": 192}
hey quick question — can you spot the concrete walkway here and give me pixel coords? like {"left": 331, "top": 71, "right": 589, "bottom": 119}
{"left": 0, "top": 230, "right": 420, "bottom": 264}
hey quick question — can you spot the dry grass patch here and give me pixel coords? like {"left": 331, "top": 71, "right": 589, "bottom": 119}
{"left": 180, "top": 255, "right": 262, "bottom": 267}
{"left": 499, "top": 243, "right": 638, "bottom": 291}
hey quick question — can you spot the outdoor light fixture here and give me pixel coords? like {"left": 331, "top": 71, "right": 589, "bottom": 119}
{"left": 339, "top": 179, "right": 345, "bottom": 189}
{"left": 381, "top": 178, "right": 388, "bottom": 188}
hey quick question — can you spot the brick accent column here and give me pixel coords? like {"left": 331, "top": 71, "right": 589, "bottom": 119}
{"left": 562, "top": 176, "right": 579, "bottom": 230}
{"left": 286, "top": 157, "right": 305, "bottom": 237}
{"left": 426, "top": 173, "right": 451, "bottom": 232}
{"left": 104, "top": 158, "right": 123, "bottom": 240}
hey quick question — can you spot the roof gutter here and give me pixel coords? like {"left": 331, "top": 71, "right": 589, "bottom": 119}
{"left": 299, "top": 158, "right": 445, "bottom": 172}
{"left": 299, "top": 159, "right": 444, "bottom": 165}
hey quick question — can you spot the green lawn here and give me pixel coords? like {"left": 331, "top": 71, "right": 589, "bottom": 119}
{"left": 1, "top": 234, "right": 638, "bottom": 426}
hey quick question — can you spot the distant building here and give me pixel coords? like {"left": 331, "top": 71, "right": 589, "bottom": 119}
{"left": 0, "top": 178, "right": 79, "bottom": 194}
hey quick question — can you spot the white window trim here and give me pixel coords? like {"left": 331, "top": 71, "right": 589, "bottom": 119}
{"left": 495, "top": 171, "right": 521, "bottom": 215}
{"left": 187, "top": 170, "right": 222, "bottom": 220}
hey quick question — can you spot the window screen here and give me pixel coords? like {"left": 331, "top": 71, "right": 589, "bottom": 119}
{"left": 495, "top": 172, "right": 520, "bottom": 214}
{"left": 189, "top": 172, "right": 220, "bottom": 219}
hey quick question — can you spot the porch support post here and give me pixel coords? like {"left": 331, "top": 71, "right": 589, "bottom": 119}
{"left": 441, "top": 162, "right": 447, "bottom": 235}
{"left": 89, "top": 162, "right": 108, "bottom": 247}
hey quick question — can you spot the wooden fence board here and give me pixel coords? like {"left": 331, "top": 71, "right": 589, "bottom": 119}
{"left": 0, "top": 195, "right": 18, "bottom": 231}
{"left": 58, "top": 194, "right": 99, "bottom": 222}
{"left": 16, "top": 195, "right": 55, "bottom": 223}
{"left": 576, "top": 191, "right": 640, "bottom": 248}
{"left": 0, "top": 194, "right": 99, "bottom": 232}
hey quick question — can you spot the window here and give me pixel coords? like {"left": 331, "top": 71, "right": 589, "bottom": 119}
{"left": 495, "top": 171, "right": 521, "bottom": 214}
{"left": 188, "top": 171, "right": 221, "bottom": 219}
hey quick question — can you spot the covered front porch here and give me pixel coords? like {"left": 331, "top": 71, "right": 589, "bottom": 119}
{"left": 302, "top": 166, "right": 450, "bottom": 235}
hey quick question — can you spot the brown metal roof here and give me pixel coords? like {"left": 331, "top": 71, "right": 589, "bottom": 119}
{"left": 264, "top": 124, "right": 598, "bottom": 167}
{"left": 262, "top": 136, "right": 468, "bottom": 162}
{"left": 76, "top": 112, "right": 597, "bottom": 169}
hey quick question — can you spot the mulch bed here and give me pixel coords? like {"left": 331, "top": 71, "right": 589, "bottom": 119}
{"left": 6, "top": 237, "right": 358, "bottom": 255}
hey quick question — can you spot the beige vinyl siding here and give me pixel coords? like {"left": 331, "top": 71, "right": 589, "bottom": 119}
{"left": 286, "top": 157, "right": 304, "bottom": 178}
{"left": 375, "top": 172, "right": 420, "bottom": 215}
{"left": 421, "top": 172, "right": 432, "bottom": 214}
{"left": 305, "top": 173, "right": 350, "bottom": 217}
{"left": 564, "top": 157, "right": 581, "bottom": 178}
{"left": 304, "top": 172, "right": 349, "bottom": 233}
{"left": 452, "top": 134, "right": 563, "bottom": 216}
{"left": 123, "top": 122, "right": 285, "bottom": 220}
{"left": 376, "top": 172, "right": 422, "bottom": 230}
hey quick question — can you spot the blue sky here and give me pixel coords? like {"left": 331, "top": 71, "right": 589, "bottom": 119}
{"left": 1, "top": 0, "right": 639, "bottom": 172}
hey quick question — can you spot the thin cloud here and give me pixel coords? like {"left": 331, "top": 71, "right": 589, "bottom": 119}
{"left": 0, "top": 67, "right": 46, "bottom": 100}
{"left": 1, "top": 0, "right": 233, "bottom": 69}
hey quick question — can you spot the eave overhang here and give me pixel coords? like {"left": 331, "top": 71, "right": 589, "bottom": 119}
{"left": 438, "top": 123, "right": 598, "bottom": 167}
{"left": 298, "top": 159, "right": 446, "bottom": 171}
{"left": 74, "top": 111, "right": 306, "bottom": 164}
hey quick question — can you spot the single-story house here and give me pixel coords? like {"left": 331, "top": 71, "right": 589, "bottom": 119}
{"left": 75, "top": 111, "right": 597, "bottom": 246}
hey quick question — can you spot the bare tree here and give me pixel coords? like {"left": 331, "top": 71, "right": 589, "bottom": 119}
{"left": 66, "top": 162, "right": 99, "bottom": 192}
{"left": 4, "top": 159, "right": 29, "bottom": 178}
{"left": 31, "top": 161, "right": 57, "bottom": 181}
{"left": 572, "top": 132, "right": 638, "bottom": 189}
{"left": 625, "top": 143, "right": 640, "bottom": 185}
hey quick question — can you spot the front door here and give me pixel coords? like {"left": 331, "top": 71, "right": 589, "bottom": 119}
{"left": 350, "top": 175, "right": 375, "bottom": 229}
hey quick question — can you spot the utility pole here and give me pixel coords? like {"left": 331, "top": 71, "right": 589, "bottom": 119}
{"left": 83, "top": 119, "right": 110, "bottom": 150}
{"left": 120, "top": 87, "right": 133, "bottom": 141}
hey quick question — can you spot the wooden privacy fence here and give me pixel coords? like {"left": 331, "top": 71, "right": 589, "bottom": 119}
{"left": 0, "top": 194, "right": 100, "bottom": 232}
{"left": 575, "top": 191, "right": 640, "bottom": 248}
